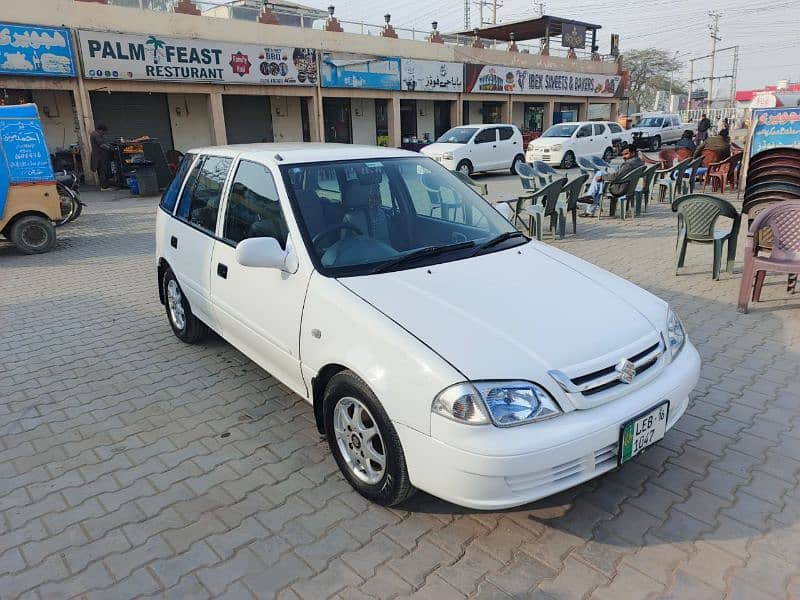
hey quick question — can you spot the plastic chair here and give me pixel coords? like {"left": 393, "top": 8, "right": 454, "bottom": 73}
{"left": 590, "top": 155, "right": 614, "bottom": 172}
{"left": 672, "top": 194, "right": 741, "bottom": 280}
{"left": 638, "top": 163, "right": 659, "bottom": 215}
{"left": 451, "top": 169, "right": 488, "bottom": 196}
{"left": 516, "top": 162, "right": 540, "bottom": 194}
{"left": 520, "top": 177, "right": 567, "bottom": 239}
{"left": 683, "top": 156, "right": 705, "bottom": 194}
{"left": 602, "top": 165, "right": 645, "bottom": 220}
{"left": 704, "top": 153, "right": 741, "bottom": 193}
{"left": 738, "top": 200, "right": 800, "bottom": 313}
{"left": 556, "top": 174, "right": 589, "bottom": 238}
{"left": 655, "top": 158, "right": 692, "bottom": 204}
{"left": 532, "top": 161, "right": 558, "bottom": 184}
{"left": 576, "top": 156, "right": 597, "bottom": 179}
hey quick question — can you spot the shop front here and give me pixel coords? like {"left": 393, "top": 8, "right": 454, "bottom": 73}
{"left": 400, "top": 59, "right": 461, "bottom": 145}
{"left": 0, "top": 23, "right": 83, "bottom": 175}
{"left": 321, "top": 52, "right": 402, "bottom": 147}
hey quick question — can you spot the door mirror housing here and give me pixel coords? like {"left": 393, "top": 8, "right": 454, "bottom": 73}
{"left": 236, "top": 237, "right": 296, "bottom": 271}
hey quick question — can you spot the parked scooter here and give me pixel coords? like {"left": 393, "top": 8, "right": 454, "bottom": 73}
{"left": 55, "top": 170, "right": 85, "bottom": 226}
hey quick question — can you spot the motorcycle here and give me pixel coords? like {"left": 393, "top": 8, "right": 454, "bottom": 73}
{"left": 55, "top": 170, "right": 85, "bottom": 227}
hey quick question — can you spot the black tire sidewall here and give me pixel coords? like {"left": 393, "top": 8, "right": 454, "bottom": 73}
{"left": 10, "top": 216, "right": 56, "bottom": 254}
{"left": 162, "top": 268, "right": 205, "bottom": 343}
{"left": 511, "top": 155, "right": 523, "bottom": 174}
{"left": 323, "top": 371, "right": 413, "bottom": 506}
{"left": 562, "top": 152, "right": 576, "bottom": 169}
{"left": 456, "top": 160, "right": 472, "bottom": 176}
{"left": 603, "top": 147, "right": 614, "bottom": 161}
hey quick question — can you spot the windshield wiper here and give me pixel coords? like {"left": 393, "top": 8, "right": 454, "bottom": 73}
{"left": 372, "top": 241, "right": 476, "bottom": 273}
{"left": 472, "top": 231, "right": 527, "bottom": 255}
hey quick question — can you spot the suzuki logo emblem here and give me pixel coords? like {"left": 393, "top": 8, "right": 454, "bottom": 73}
{"left": 615, "top": 359, "right": 636, "bottom": 384}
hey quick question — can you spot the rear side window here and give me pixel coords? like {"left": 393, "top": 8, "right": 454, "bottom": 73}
{"left": 160, "top": 153, "right": 195, "bottom": 212}
{"left": 223, "top": 160, "right": 288, "bottom": 248}
{"left": 593, "top": 124, "right": 606, "bottom": 135}
{"left": 176, "top": 155, "right": 233, "bottom": 234}
{"left": 498, "top": 127, "right": 514, "bottom": 140}
{"left": 608, "top": 123, "right": 622, "bottom": 133}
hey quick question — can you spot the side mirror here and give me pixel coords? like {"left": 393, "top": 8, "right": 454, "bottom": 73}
{"left": 236, "top": 237, "right": 291, "bottom": 270}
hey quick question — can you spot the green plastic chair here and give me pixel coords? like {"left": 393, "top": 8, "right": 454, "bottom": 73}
{"left": 671, "top": 193, "right": 742, "bottom": 280}
{"left": 638, "top": 163, "right": 659, "bottom": 215}
{"left": 520, "top": 177, "right": 568, "bottom": 239}
{"left": 451, "top": 170, "right": 488, "bottom": 196}
{"left": 557, "top": 174, "right": 589, "bottom": 238}
{"left": 602, "top": 165, "right": 645, "bottom": 220}
{"left": 655, "top": 158, "right": 692, "bottom": 204}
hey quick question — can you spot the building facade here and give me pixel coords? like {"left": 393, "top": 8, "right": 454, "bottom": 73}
{"left": 1, "top": 0, "right": 622, "bottom": 182}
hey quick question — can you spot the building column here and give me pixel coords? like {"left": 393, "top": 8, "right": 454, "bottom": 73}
{"left": 544, "top": 100, "right": 555, "bottom": 129}
{"left": 505, "top": 97, "right": 513, "bottom": 125}
{"left": 610, "top": 102, "right": 619, "bottom": 122}
{"left": 306, "top": 96, "right": 321, "bottom": 142}
{"left": 74, "top": 78, "right": 96, "bottom": 184}
{"left": 208, "top": 92, "right": 227, "bottom": 145}
{"left": 450, "top": 99, "right": 461, "bottom": 131}
{"left": 578, "top": 100, "right": 589, "bottom": 122}
{"left": 388, "top": 95, "right": 401, "bottom": 148}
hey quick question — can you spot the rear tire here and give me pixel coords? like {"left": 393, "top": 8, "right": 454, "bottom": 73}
{"left": 603, "top": 147, "right": 615, "bottom": 162}
{"left": 324, "top": 370, "right": 414, "bottom": 506}
{"left": 561, "top": 151, "right": 576, "bottom": 169}
{"left": 650, "top": 136, "right": 661, "bottom": 151}
{"left": 10, "top": 215, "right": 56, "bottom": 254}
{"left": 456, "top": 160, "right": 473, "bottom": 176}
{"left": 510, "top": 155, "right": 524, "bottom": 175}
{"left": 162, "top": 268, "right": 207, "bottom": 343}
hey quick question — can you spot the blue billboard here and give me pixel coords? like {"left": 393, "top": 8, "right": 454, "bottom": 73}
{"left": 750, "top": 108, "right": 800, "bottom": 156}
{"left": 0, "top": 104, "right": 55, "bottom": 218}
{"left": 321, "top": 53, "right": 401, "bottom": 90}
{"left": 0, "top": 23, "right": 76, "bottom": 77}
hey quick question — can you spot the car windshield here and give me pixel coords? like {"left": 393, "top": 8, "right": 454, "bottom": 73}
{"left": 541, "top": 124, "right": 578, "bottom": 138}
{"left": 639, "top": 117, "right": 664, "bottom": 127}
{"left": 281, "top": 157, "right": 524, "bottom": 277}
{"left": 436, "top": 127, "right": 478, "bottom": 144}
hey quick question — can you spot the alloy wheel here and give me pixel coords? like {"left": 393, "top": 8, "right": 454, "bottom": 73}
{"left": 333, "top": 396, "right": 386, "bottom": 485}
{"left": 166, "top": 279, "right": 186, "bottom": 331}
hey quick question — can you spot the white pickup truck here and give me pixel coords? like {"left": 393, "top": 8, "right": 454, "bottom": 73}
{"left": 630, "top": 114, "right": 686, "bottom": 151}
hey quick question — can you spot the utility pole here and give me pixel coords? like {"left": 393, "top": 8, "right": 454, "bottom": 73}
{"left": 707, "top": 11, "right": 721, "bottom": 111}
{"left": 492, "top": 0, "right": 497, "bottom": 24}
{"left": 730, "top": 45, "right": 739, "bottom": 109}
{"left": 464, "top": 0, "right": 470, "bottom": 29}
{"left": 688, "top": 58, "right": 694, "bottom": 111}
{"left": 534, "top": 2, "right": 545, "bottom": 17}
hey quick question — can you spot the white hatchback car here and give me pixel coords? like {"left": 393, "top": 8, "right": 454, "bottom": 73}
{"left": 526, "top": 121, "right": 617, "bottom": 169}
{"left": 156, "top": 144, "right": 701, "bottom": 509}
{"left": 421, "top": 124, "right": 525, "bottom": 176}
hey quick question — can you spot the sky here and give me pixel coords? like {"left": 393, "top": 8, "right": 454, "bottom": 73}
{"left": 285, "top": 0, "right": 800, "bottom": 95}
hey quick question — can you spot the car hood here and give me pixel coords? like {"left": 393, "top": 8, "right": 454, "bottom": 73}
{"left": 338, "top": 241, "right": 667, "bottom": 381}
{"left": 421, "top": 143, "right": 464, "bottom": 155}
{"left": 630, "top": 127, "right": 658, "bottom": 134}
{"left": 530, "top": 137, "right": 568, "bottom": 147}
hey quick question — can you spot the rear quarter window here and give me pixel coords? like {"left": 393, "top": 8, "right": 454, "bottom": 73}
{"left": 160, "top": 153, "right": 195, "bottom": 213}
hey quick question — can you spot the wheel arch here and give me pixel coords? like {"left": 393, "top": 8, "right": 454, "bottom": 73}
{"left": 157, "top": 257, "right": 172, "bottom": 305}
{"left": 311, "top": 363, "right": 350, "bottom": 434}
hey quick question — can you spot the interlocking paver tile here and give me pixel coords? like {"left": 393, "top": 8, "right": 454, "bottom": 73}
{"left": 1, "top": 187, "right": 798, "bottom": 599}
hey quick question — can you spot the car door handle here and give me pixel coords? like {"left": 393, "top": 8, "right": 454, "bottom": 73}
{"left": 217, "top": 263, "right": 228, "bottom": 279}
{"left": 492, "top": 144, "right": 497, "bottom": 148}
{"left": 170, "top": 236, "right": 178, "bottom": 249}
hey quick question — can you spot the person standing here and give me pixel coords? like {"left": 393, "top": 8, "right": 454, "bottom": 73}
{"left": 90, "top": 124, "right": 111, "bottom": 190}
{"left": 696, "top": 113, "right": 711, "bottom": 143}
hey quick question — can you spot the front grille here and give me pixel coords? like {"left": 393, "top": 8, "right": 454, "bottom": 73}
{"left": 505, "top": 442, "right": 618, "bottom": 494}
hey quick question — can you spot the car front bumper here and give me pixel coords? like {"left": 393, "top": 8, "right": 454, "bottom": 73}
{"left": 425, "top": 155, "right": 456, "bottom": 170}
{"left": 526, "top": 149, "right": 563, "bottom": 165}
{"left": 396, "top": 340, "right": 701, "bottom": 510}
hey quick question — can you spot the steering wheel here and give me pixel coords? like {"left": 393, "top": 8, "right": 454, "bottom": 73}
{"left": 312, "top": 223, "right": 363, "bottom": 250}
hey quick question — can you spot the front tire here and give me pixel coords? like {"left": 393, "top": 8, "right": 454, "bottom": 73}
{"left": 324, "top": 371, "right": 414, "bottom": 506}
{"left": 456, "top": 160, "right": 473, "bottom": 176}
{"left": 10, "top": 215, "right": 56, "bottom": 254}
{"left": 561, "top": 151, "right": 576, "bottom": 169}
{"left": 162, "top": 268, "right": 207, "bottom": 343}
{"left": 603, "top": 147, "right": 615, "bottom": 162}
{"left": 510, "top": 154, "right": 524, "bottom": 175}
{"left": 650, "top": 136, "right": 661, "bottom": 151}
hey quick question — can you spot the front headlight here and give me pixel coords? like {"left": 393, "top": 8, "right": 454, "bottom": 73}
{"left": 527, "top": 141, "right": 536, "bottom": 150}
{"left": 666, "top": 308, "right": 686, "bottom": 360}
{"left": 441, "top": 152, "right": 454, "bottom": 160}
{"left": 550, "top": 144, "right": 562, "bottom": 151}
{"left": 432, "top": 381, "right": 561, "bottom": 427}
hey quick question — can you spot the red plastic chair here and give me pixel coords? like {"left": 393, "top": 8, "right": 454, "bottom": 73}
{"left": 738, "top": 200, "right": 800, "bottom": 313}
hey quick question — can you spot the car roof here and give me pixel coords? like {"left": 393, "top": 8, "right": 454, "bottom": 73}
{"left": 185, "top": 143, "right": 419, "bottom": 165}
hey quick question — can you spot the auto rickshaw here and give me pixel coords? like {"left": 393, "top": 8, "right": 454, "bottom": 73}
{"left": 0, "top": 103, "right": 60, "bottom": 254}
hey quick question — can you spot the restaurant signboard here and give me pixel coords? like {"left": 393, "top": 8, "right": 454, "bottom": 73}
{"left": 77, "top": 30, "right": 317, "bottom": 85}
{"left": 749, "top": 108, "right": 800, "bottom": 156}
{"left": 321, "top": 53, "right": 401, "bottom": 90}
{"left": 401, "top": 59, "right": 463, "bottom": 92}
{"left": 0, "top": 23, "right": 76, "bottom": 77}
{"left": 465, "top": 64, "right": 621, "bottom": 97}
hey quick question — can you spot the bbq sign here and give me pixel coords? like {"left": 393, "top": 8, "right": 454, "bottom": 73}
{"left": 78, "top": 30, "right": 316, "bottom": 86}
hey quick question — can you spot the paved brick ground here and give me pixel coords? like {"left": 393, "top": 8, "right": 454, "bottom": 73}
{"left": 1, "top": 179, "right": 799, "bottom": 599}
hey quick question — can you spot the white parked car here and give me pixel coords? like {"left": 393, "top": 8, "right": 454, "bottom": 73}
{"left": 156, "top": 144, "right": 701, "bottom": 509}
{"left": 421, "top": 124, "right": 525, "bottom": 176}
{"left": 526, "top": 121, "right": 617, "bottom": 169}
{"left": 630, "top": 114, "right": 684, "bottom": 150}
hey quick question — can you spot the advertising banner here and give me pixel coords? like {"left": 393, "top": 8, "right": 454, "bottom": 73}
{"left": 401, "top": 60, "right": 463, "bottom": 92}
{"left": 0, "top": 104, "right": 54, "bottom": 218}
{"left": 749, "top": 108, "right": 800, "bottom": 156}
{"left": 0, "top": 23, "right": 76, "bottom": 77}
{"left": 78, "top": 30, "right": 317, "bottom": 85}
{"left": 465, "top": 64, "right": 621, "bottom": 97}
{"left": 321, "top": 53, "right": 401, "bottom": 90}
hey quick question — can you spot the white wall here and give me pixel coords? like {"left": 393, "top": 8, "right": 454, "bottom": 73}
{"left": 351, "top": 98, "right": 377, "bottom": 145}
{"left": 168, "top": 94, "right": 212, "bottom": 152}
{"left": 416, "top": 100, "right": 435, "bottom": 141}
{"left": 511, "top": 103, "right": 525, "bottom": 128}
{"left": 272, "top": 96, "right": 303, "bottom": 142}
{"left": 31, "top": 90, "right": 79, "bottom": 153}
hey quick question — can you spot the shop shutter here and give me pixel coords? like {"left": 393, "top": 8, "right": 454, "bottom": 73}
{"left": 222, "top": 95, "right": 273, "bottom": 144}
{"left": 90, "top": 91, "right": 173, "bottom": 151}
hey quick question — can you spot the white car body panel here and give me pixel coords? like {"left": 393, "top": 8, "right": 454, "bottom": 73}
{"left": 422, "top": 125, "right": 523, "bottom": 173}
{"left": 526, "top": 121, "right": 614, "bottom": 165}
{"left": 157, "top": 143, "right": 701, "bottom": 510}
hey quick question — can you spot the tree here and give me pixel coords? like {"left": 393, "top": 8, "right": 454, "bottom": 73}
{"left": 623, "top": 48, "right": 683, "bottom": 111}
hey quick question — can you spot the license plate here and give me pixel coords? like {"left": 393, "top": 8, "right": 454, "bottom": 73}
{"left": 618, "top": 401, "right": 669, "bottom": 464}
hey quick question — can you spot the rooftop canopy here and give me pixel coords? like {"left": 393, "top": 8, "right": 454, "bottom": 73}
{"left": 452, "top": 15, "right": 601, "bottom": 43}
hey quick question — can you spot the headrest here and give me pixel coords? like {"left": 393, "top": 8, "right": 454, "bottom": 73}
{"left": 342, "top": 178, "right": 374, "bottom": 210}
